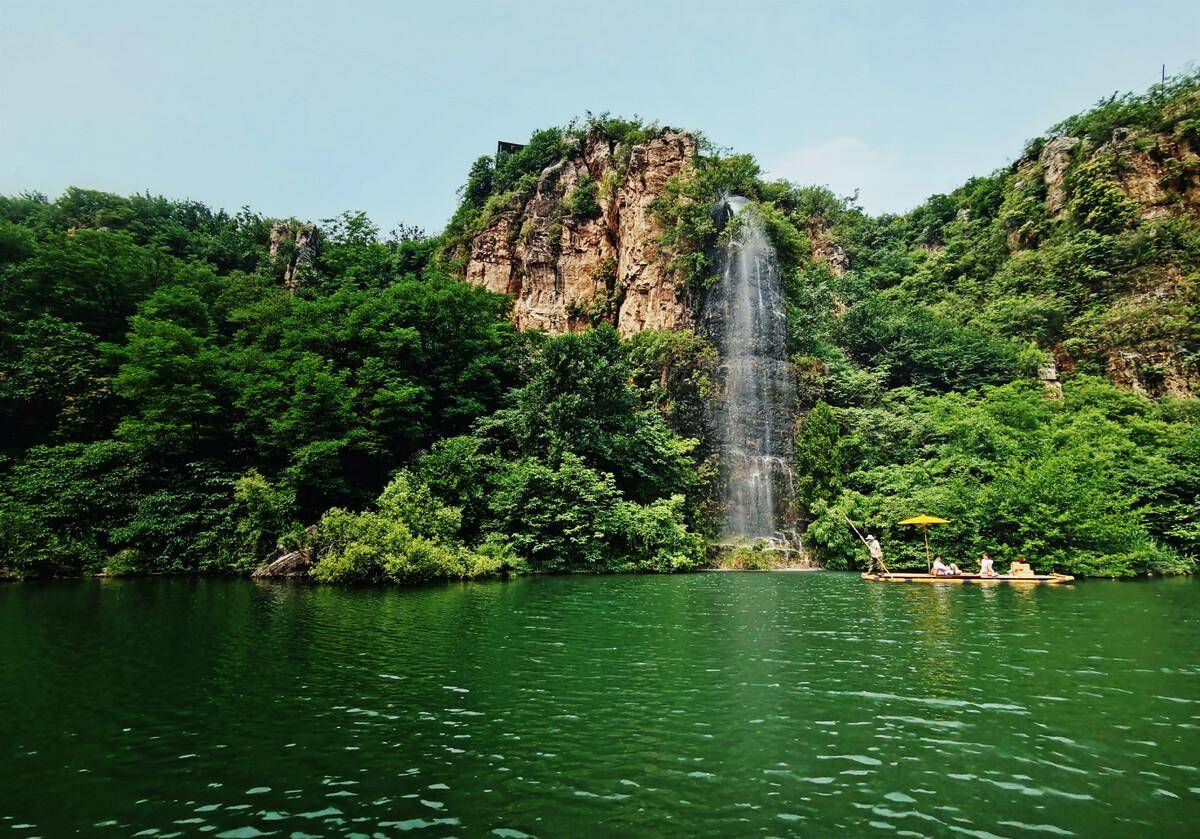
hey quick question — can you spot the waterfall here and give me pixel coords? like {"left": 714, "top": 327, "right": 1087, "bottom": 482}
{"left": 705, "top": 196, "right": 796, "bottom": 546}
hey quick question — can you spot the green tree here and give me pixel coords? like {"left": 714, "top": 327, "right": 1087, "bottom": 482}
{"left": 794, "top": 401, "right": 844, "bottom": 513}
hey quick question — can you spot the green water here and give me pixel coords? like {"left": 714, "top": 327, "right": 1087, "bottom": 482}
{"left": 1, "top": 574, "right": 1197, "bottom": 837}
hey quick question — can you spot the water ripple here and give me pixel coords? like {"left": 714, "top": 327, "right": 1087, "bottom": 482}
{"left": 0, "top": 573, "right": 1196, "bottom": 836}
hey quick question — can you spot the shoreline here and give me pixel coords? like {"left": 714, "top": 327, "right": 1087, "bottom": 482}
{"left": 3, "top": 564, "right": 1194, "bottom": 586}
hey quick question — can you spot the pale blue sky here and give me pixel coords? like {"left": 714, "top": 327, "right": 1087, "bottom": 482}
{"left": 3, "top": 1, "right": 1197, "bottom": 232}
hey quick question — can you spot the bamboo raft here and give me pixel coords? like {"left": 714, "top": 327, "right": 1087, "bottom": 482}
{"left": 861, "top": 572, "right": 1074, "bottom": 585}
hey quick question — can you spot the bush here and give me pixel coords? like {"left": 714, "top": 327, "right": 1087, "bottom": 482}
{"left": 223, "top": 470, "right": 296, "bottom": 572}
{"left": 309, "top": 473, "right": 520, "bottom": 585}
{"left": 714, "top": 543, "right": 777, "bottom": 570}
{"left": 0, "top": 441, "right": 145, "bottom": 576}
{"left": 486, "top": 455, "right": 703, "bottom": 573}
{"left": 794, "top": 401, "right": 844, "bottom": 514}
{"left": 103, "top": 549, "right": 148, "bottom": 577}
{"left": 1067, "top": 156, "right": 1137, "bottom": 233}
{"left": 654, "top": 154, "right": 761, "bottom": 287}
{"left": 566, "top": 173, "right": 600, "bottom": 219}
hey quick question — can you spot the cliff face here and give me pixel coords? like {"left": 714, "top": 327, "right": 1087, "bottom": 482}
{"left": 465, "top": 128, "right": 697, "bottom": 336}
{"left": 268, "top": 221, "right": 319, "bottom": 292}
{"left": 1020, "top": 128, "right": 1200, "bottom": 224}
{"left": 458, "top": 85, "right": 1198, "bottom": 400}
{"left": 1005, "top": 120, "right": 1200, "bottom": 398}
{"left": 1097, "top": 128, "right": 1200, "bottom": 220}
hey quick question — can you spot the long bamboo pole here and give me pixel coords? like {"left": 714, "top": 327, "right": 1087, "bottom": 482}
{"left": 924, "top": 526, "right": 931, "bottom": 572}
{"left": 844, "top": 514, "right": 868, "bottom": 545}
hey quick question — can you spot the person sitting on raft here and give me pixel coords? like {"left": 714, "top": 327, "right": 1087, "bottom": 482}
{"left": 931, "top": 556, "right": 961, "bottom": 576}
{"left": 979, "top": 552, "right": 996, "bottom": 577}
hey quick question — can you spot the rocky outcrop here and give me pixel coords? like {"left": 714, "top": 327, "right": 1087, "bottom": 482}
{"left": 465, "top": 128, "right": 697, "bottom": 336}
{"left": 1077, "top": 131, "right": 1200, "bottom": 397}
{"left": 269, "top": 222, "right": 320, "bottom": 291}
{"left": 1038, "top": 357, "right": 1063, "bottom": 398}
{"left": 1040, "top": 135, "right": 1080, "bottom": 215}
{"left": 251, "top": 548, "right": 310, "bottom": 579}
{"left": 252, "top": 529, "right": 316, "bottom": 579}
{"left": 1095, "top": 128, "right": 1200, "bottom": 220}
{"left": 1023, "top": 126, "right": 1200, "bottom": 225}
{"left": 1104, "top": 347, "right": 1199, "bottom": 399}
{"left": 1009, "top": 124, "right": 1200, "bottom": 398}
{"left": 807, "top": 220, "right": 848, "bottom": 276}
{"left": 1093, "top": 268, "right": 1200, "bottom": 399}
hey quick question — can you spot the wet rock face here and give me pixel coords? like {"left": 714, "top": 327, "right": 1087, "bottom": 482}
{"left": 465, "top": 128, "right": 697, "bottom": 336}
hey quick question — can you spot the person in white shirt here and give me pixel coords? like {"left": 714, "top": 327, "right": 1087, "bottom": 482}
{"left": 979, "top": 552, "right": 996, "bottom": 577}
{"left": 931, "top": 555, "right": 961, "bottom": 576}
{"left": 866, "top": 534, "right": 884, "bottom": 571}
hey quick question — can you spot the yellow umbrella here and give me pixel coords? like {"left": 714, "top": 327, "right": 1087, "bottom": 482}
{"left": 898, "top": 514, "right": 951, "bottom": 572}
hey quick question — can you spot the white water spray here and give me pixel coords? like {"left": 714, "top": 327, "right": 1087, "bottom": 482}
{"left": 707, "top": 196, "right": 796, "bottom": 545}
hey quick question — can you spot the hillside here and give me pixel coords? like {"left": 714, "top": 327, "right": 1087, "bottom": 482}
{"left": 453, "top": 85, "right": 1200, "bottom": 398}
{"left": 2, "top": 76, "right": 1198, "bottom": 580}
{"left": 443, "top": 80, "right": 1200, "bottom": 575}
{"left": 783, "top": 75, "right": 1200, "bottom": 574}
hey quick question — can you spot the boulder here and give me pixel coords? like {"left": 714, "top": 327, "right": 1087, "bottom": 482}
{"left": 251, "top": 546, "right": 312, "bottom": 579}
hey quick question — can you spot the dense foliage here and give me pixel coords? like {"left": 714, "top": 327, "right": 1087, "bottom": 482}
{"left": 0, "top": 190, "right": 707, "bottom": 579}
{"left": 800, "top": 381, "right": 1198, "bottom": 576}
{"left": 309, "top": 325, "right": 708, "bottom": 582}
{"left": 775, "top": 71, "right": 1200, "bottom": 576}
{"left": 3, "top": 74, "right": 1198, "bottom": 581}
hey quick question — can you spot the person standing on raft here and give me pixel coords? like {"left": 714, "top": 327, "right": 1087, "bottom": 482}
{"left": 865, "top": 534, "right": 884, "bottom": 571}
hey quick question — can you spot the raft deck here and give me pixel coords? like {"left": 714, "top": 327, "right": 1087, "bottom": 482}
{"left": 861, "top": 572, "right": 1074, "bottom": 585}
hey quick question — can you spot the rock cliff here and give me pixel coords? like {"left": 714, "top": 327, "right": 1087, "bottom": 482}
{"left": 269, "top": 221, "right": 320, "bottom": 291}
{"left": 465, "top": 128, "right": 697, "bottom": 336}
{"left": 1023, "top": 128, "right": 1200, "bottom": 223}
{"left": 1097, "top": 127, "right": 1200, "bottom": 220}
{"left": 1011, "top": 122, "right": 1200, "bottom": 398}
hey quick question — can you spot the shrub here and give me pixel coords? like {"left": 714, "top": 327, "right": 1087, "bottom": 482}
{"left": 566, "top": 173, "right": 600, "bottom": 219}
{"left": 104, "top": 548, "right": 148, "bottom": 577}
{"left": 485, "top": 455, "right": 703, "bottom": 573}
{"left": 1067, "top": 156, "right": 1137, "bottom": 233}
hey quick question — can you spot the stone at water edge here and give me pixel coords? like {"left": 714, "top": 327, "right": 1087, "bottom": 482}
{"left": 251, "top": 549, "right": 310, "bottom": 579}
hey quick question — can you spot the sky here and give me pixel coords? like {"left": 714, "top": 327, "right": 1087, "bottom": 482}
{"left": 3, "top": 1, "right": 1198, "bottom": 233}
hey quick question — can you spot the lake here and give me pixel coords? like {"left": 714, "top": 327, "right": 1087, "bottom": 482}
{"left": 1, "top": 573, "right": 1197, "bottom": 837}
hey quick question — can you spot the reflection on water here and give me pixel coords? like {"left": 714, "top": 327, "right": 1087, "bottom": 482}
{"left": 0, "top": 573, "right": 1197, "bottom": 837}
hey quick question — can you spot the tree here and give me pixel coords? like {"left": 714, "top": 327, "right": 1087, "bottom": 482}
{"left": 794, "top": 401, "right": 843, "bottom": 514}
